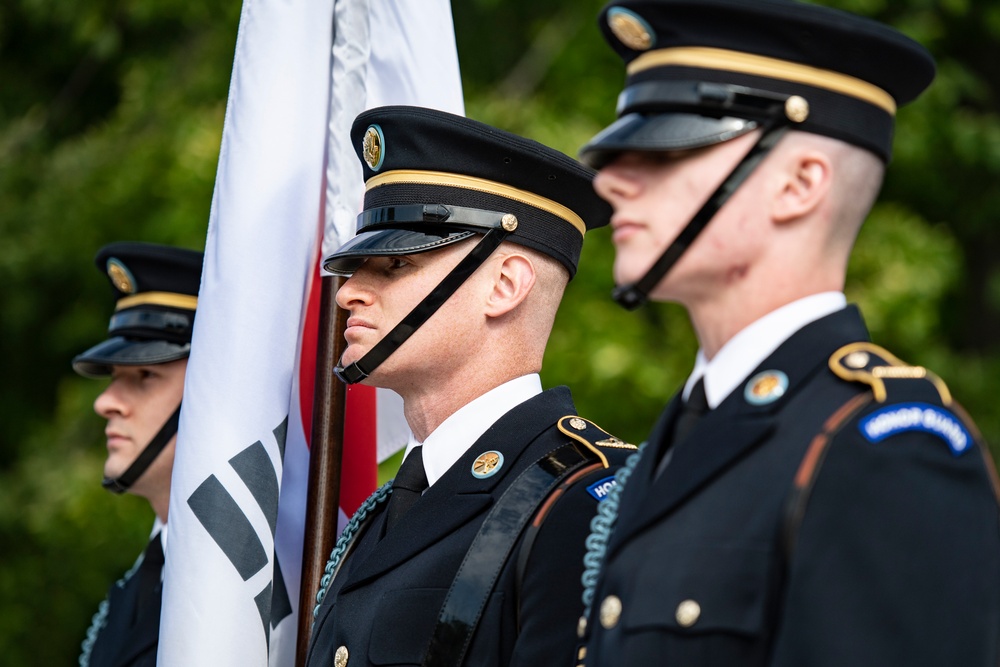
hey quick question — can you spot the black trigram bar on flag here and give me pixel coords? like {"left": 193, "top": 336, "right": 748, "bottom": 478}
{"left": 187, "top": 417, "right": 293, "bottom": 643}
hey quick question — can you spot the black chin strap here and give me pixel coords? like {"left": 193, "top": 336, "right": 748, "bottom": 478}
{"left": 102, "top": 403, "right": 181, "bottom": 494}
{"left": 612, "top": 124, "right": 789, "bottom": 310}
{"left": 335, "top": 227, "right": 512, "bottom": 384}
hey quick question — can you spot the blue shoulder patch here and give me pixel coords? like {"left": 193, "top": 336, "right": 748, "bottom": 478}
{"left": 859, "top": 402, "right": 972, "bottom": 456}
{"left": 586, "top": 476, "right": 618, "bottom": 501}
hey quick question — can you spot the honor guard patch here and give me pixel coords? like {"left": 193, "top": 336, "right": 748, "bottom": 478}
{"left": 860, "top": 402, "right": 972, "bottom": 456}
{"left": 586, "top": 475, "right": 618, "bottom": 502}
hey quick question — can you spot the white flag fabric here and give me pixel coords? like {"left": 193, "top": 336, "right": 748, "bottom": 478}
{"left": 159, "top": 0, "right": 462, "bottom": 664}
{"left": 322, "top": 0, "right": 464, "bottom": 534}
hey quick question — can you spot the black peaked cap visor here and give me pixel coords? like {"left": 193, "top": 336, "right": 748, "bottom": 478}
{"left": 581, "top": 112, "right": 758, "bottom": 168}
{"left": 72, "top": 337, "right": 191, "bottom": 378}
{"left": 324, "top": 227, "right": 477, "bottom": 275}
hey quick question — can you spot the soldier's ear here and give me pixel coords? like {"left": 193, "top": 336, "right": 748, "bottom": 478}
{"left": 772, "top": 149, "right": 831, "bottom": 224}
{"left": 484, "top": 252, "right": 536, "bottom": 318}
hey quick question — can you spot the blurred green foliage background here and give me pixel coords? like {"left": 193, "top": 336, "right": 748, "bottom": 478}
{"left": 2, "top": 0, "right": 999, "bottom": 663}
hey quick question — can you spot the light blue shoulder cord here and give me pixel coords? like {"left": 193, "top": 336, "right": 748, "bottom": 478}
{"left": 580, "top": 442, "right": 647, "bottom": 620}
{"left": 79, "top": 548, "right": 147, "bottom": 667}
{"left": 312, "top": 481, "right": 394, "bottom": 623}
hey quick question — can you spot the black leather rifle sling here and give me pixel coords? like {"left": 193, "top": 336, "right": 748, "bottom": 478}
{"left": 422, "top": 441, "right": 601, "bottom": 667}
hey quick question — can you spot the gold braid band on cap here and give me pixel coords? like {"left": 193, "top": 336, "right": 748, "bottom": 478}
{"left": 116, "top": 291, "right": 199, "bottom": 311}
{"left": 627, "top": 46, "right": 897, "bottom": 115}
{"left": 366, "top": 169, "right": 588, "bottom": 236}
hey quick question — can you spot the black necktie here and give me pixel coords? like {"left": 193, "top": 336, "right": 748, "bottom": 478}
{"left": 133, "top": 534, "right": 165, "bottom": 623}
{"left": 655, "top": 378, "right": 709, "bottom": 478}
{"left": 384, "top": 446, "right": 428, "bottom": 534}
{"left": 673, "top": 377, "right": 709, "bottom": 444}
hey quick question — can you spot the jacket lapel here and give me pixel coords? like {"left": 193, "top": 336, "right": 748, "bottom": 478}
{"left": 112, "top": 586, "right": 161, "bottom": 667}
{"left": 606, "top": 396, "right": 678, "bottom": 554}
{"left": 610, "top": 306, "right": 870, "bottom": 552}
{"left": 338, "top": 387, "right": 576, "bottom": 592}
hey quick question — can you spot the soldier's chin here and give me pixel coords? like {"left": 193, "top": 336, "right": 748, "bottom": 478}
{"left": 339, "top": 345, "right": 367, "bottom": 369}
{"left": 104, "top": 461, "right": 126, "bottom": 482}
{"left": 612, "top": 262, "right": 642, "bottom": 288}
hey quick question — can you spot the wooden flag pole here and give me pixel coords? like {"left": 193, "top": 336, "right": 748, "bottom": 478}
{"left": 296, "top": 274, "right": 347, "bottom": 666}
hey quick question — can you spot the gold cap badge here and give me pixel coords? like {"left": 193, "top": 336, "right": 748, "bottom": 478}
{"left": 106, "top": 258, "right": 136, "bottom": 294}
{"left": 607, "top": 8, "right": 654, "bottom": 51}
{"left": 471, "top": 450, "right": 504, "bottom": 479}
{"left": 362, "top": 124, "right": 385, "bottom": 171}
{"left": 744, "top": 370, "right": 789, "bottom": 406}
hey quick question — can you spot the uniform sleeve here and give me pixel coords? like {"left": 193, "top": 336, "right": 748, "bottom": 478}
{"left": 771, "top": 402, "right": 1000, "bottom": 666}
{"left": 507, "top": 468, "right": 613, "bottom": 667}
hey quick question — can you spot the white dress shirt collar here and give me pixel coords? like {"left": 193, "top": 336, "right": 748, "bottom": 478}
{"left": 402, "top": 374, "right": 543, "bottom": 487}
{"left": 685, "top": 292, "right": 847, "bottom": 408}
{"left": 152, "top": 517, "right": 166, "bottom": 549}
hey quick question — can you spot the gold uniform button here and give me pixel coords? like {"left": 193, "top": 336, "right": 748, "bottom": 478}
{"left": 599, "top": 595, "right": 622, "bottom": 629}
{"left": 334, "top": 645, "right": 349, "bottom": 667}
{"left": 675, "top": 599, "right": 701, "bottom": 627}
{"left": 845, "top": 350, "right": 871, "bottom": 369}
{"left": 784, "top": 95, "right": 810, "bottom": 123}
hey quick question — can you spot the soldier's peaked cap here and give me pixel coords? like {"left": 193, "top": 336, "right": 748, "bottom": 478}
{"left": 72, "top": 242, "right": 203, "bottom": 378}
{"left": 579, "top": 0, "right": 936, "bottom": 167}
{"left": 323, "top": 106, "right": 612, "bottom": 278}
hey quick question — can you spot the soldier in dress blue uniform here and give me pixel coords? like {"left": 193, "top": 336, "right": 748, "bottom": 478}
{"left": 576, "top": 0, "right": 1000, "bottom": 665}
{"left": 305, "top": 106, "right": 636, "bottom": 667}
{"left": 73, "top": 242, "right": 203, "bottom": 667}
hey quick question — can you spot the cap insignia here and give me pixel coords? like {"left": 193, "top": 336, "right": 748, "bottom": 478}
{"left": 744, "top": 370, "right": 788, "bottom": 406}
{"left": 471, "top": 450, "right": 504, "bottom": 479}
{"left": 106, "top": 258, "right": 137, "bottom": 294}
{"left": 607, "top": 8, "right": 654, "bottom": 51}
{"left": 362, "top": 124, "right": 385, "bottom": 171}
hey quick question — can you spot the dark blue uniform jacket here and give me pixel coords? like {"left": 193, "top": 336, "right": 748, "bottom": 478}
{"left": 586, "top": 306, "right": 1000, "bottom": 666}
{"left": 308, "top": 387, "right": 633, "bottom": 667}
{"left": 84, "top": 536, "right": 162, "bottom": 667}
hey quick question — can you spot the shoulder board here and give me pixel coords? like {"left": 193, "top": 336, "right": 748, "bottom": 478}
{"left": 557, "top": 415, "right": 636, "bottom": 469}
{"left": 829, "top": 342, "right": 952, "bottom": 405}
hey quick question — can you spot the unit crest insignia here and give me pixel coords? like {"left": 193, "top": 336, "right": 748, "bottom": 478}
{"left": 471, "top": 450, "right": 504, "bottom": 479}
